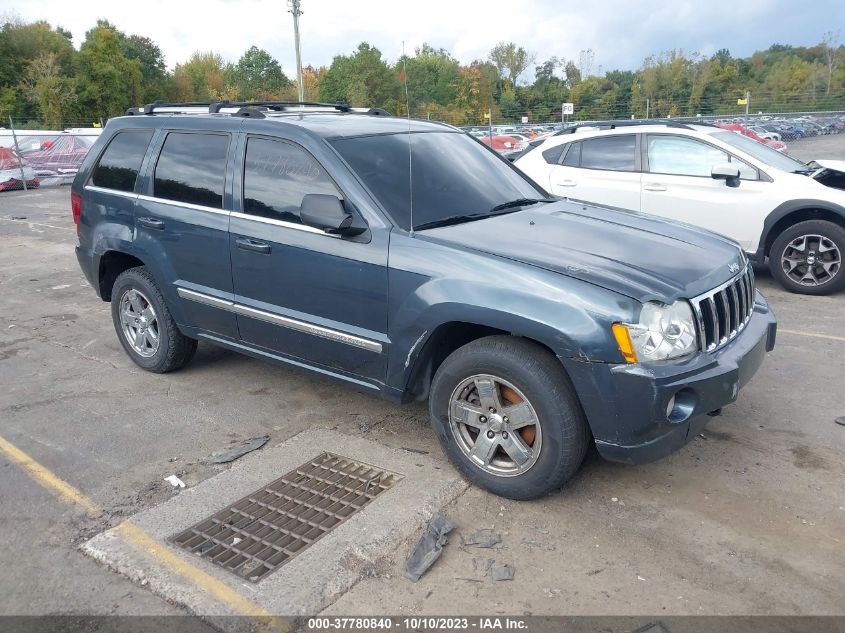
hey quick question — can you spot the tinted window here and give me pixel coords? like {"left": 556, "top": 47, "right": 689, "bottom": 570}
{"left": 711, "top": 130, "right": 803, "bottom": 173}
{"left": 91, "top": 130, "right": 153, "bottom": 192}
{"left": 243, "top": 137, "right": 340, "bottom": 223}
{"left": 580, "top": 135, "right": 636, "bottom": 171}
{"left": 331, "top": 132, "right": 542, "bottom": 231}
{"left": 541, "top": 144, "right": 565, "bottom": 165}
{"left": 154, "top": 132, "right": 228, "bottom": 208}
{"left": 562, "top": 142, "right": 580, "bottom": 166}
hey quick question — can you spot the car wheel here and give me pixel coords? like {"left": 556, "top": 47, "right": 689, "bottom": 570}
{"left": 111, "top": 266, "right": 197, "bottom": 372}
{"left": 429, "top": 336, "right": 589, "bottom": 500}
{"left": 769, "top": 220, "right": 845, "bottom": 295}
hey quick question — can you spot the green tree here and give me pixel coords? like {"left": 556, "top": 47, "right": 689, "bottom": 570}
{"left": 173, "top": 51, "right": 231, "bottom": 101}
{"left": 397, "top": 43, "right": 461, "bottom": 110}
{"left": 319, "top": 43, "right": 398, "bottom": 109}
{"left": 76, "top": 23, "right": 142, "bottom": 120}
{"left": 488, "top": 41, "right": 535, "bottom": 87}
{"left": 23, "top": 51, "right": 78, "bottom": 128}
{"left": 232, "top": 46, "right": 289, "bottom": 100}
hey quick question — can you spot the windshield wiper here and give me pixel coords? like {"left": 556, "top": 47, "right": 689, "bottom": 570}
{"left": 414, "top": 199, "right": 551, "bottom": 231}
{"left": 488, "top": 198, "right": 551, "bottom": 212}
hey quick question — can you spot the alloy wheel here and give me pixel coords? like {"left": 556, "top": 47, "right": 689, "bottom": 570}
{"left": 780, "top": 234, "right": 841, "bottom": 287}
{"left": 119, "top": 288, "right": 160, "bottom": 357}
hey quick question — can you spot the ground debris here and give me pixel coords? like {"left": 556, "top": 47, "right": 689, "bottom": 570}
{"left": 491, "top": 562, "right": 515, "bottom": 581}
{"left": 405, "top": 514, "right": 456, "bottom": 582}
{"left": 464, "top": 528, "right": 502, "bottom": 549}
{"left": 205, "top": 435, "right": 269, "bottom": 464}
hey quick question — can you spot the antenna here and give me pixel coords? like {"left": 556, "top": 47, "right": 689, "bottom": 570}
{"left": 401, "top": 41, "right": 414, "bottom": 236}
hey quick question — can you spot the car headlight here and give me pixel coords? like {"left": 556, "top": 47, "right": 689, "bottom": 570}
{"left": 612, "top": 301, "right": 698, "bottom": 362}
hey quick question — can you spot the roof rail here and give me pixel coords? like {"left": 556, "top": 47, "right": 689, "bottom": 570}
{"left": 554, "top": 119, "right": 696, "bottom": 135}
{"left": 125, "top": 100, "right": 396, "bottom": 118}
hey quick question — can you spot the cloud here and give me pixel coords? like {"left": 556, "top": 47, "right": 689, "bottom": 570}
{"left": 11, "top": 0, "right": 840, "bottom": 81}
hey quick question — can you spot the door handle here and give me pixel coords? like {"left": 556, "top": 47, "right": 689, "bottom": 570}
{"left": 643, "top": 183, "right": 667, "bottom": 192}
{"left": 235, "top": 237, "right": 271, "bottom": 254}
{"left": 556, "top": 179, "right": 577, "bottom": 187}
{"left": 137, "top": 217, "right": 165, "bottom": 230}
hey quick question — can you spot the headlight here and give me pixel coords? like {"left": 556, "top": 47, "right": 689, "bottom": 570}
{"left": 612, "top": 301, "right": 698, "bottom": 362}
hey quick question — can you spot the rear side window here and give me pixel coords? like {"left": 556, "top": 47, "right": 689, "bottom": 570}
{"left": 154, "top": 132, "right": 229, "bottom": 208}
{"left": 541, "top": 144, "right": 565, "bottom": 165}
{"left": 91, "top": 130, "right": 153, "bottom": 192}
{"left": 242, "top": 137, "right": 340, "bottom": 224}
{"left": 580, "top": 135, "right": 637, "bottom": 171}
{"left": 562, "top": 142, "right": 580, "bottom": 166}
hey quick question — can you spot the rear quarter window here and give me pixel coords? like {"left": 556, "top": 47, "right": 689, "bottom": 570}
{"left": 90, "top": 130, "right": 154, "bottom": 192}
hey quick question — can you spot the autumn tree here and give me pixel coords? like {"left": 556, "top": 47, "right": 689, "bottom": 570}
{"left": 232, "top": 46, "right": 289, "bottom": 100}
{"left": 488, "top": 42, "right": 535, "bottom": 87}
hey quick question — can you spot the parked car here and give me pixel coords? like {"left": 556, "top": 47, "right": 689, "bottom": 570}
{"left": 715, "top": 123, "right": 787, "bottom": 153}
{"left": 515, "top": 120, "right": 845, "bottom": 295}
{"left": 479, "top": 134, "right": 526, "bottom": 159}
{"left": 0, "top": 146, "right": 39, "bottom": 191}
{"left": 72, "top": 101, "right": 776, "bottom": 499}
{"left": 18, "top": 134, "right": 95, "bottom": 178}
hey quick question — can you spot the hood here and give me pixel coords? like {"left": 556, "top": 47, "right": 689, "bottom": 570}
{"left": 809, "top": 160, "right": 845, "bottom": 192}
{"left": 418, "top": 200, "right": 746, "bottom": 303}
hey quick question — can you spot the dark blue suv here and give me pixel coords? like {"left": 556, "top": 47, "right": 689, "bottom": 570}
{"left": 72, "top": 101, "right": 777, "bottom": 499}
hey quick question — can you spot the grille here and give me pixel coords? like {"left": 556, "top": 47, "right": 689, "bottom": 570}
{"left": 690, "top": 265, "right": 755, "bottom": 352}
{"left": 170, "top": 452, "right": 400, "bottom": 582}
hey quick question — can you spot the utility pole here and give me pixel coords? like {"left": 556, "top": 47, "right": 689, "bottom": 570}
{"left": 645, "top": 98, "right": 650, "bottom": 119}
{"left": 745, "top": 90, "right": 750, "bottom": 116}
{"left": 287, "top": 0, "right": 304, "bottom": 102}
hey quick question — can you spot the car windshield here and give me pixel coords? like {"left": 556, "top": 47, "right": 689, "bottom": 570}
{"left": 331, "top": 131, "right": 544, "bottom": 231}
{"left": 711, "top": 130, "right": 807, "bottom": 172}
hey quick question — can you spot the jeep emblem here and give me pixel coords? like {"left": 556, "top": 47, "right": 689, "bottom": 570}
{"left": 728, "top": 262, "right": 740, "bottom": 274}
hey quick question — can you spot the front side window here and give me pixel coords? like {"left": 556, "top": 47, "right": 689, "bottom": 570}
{"left": 153, "top": 132, "right": 229, "bottom": 208}
{"left": 561, "top": 142, "right": 581, "bottom": 167}
{"left": 243, "top": 137, "right": 340, "bottom": 224}
{"left": 91, "top": 130, "right": 153, "bottom": 192}
{"left": 648, "top": 135, "right": 757, "bottom": 179}
{"left": 580, "top": 135, "right": 637, "bottom": 171}
{"left": 331, "top": 131, "right": 543, "bottom": 231}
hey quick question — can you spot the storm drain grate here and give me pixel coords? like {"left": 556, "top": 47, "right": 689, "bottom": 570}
{"left": 170, "top": 452, "right": 401, "bottom": 582}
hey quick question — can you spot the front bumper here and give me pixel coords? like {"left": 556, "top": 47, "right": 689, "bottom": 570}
{"left": 563, "top": 291, "right": 777, "bottom": 465}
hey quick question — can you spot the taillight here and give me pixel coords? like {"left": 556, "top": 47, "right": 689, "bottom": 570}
{"left": 71, "top": 192, "right": 81, "bottom": 235}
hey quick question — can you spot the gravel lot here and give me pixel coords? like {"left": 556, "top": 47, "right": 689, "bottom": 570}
{"left": 1, "top": 136, "right": 843, "bottom": 622}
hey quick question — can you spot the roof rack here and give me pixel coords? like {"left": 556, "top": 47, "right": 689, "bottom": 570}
{"left": 554, "top": 119, "right": 697, "bottom": 135}
{"left": 125, "top": 100, "right": 392, "bottom": 118}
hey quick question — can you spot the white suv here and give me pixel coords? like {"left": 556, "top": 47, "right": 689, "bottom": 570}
{"left": 514, "top": 121, "right": 845, "bottom": 295}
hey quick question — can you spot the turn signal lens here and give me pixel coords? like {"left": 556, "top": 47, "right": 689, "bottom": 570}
{"left": 612, "top": 323, "right": 638, "bottom": 363}
{"left": 71, "top": 192, "right": 82, "bottom": 235}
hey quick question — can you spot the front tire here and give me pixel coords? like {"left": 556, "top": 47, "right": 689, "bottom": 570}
{"left": 110, "top": 267, "right": 197, "bottom": 373}
{"left": 429, "top": 336, "right": 589, "bottom": 500}
{"left": 769, "top": 220, "right": 845, "bottom": 295}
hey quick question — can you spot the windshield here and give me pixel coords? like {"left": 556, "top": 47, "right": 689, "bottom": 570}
{"left": 331, "top": 131, "right": 544, "bottom": 231}
{"left": 711, "top": 130, "right": 807, "bottom": 172}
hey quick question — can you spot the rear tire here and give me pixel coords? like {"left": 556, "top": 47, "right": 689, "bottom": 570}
{"left": 110, "top": 267, "right": 197, "bottom": 373}
{"left": 769, "top": 220, "right": 845, "bottom": 295}
{"left": 429, "top": 336, "right": 589, "bottom": 500}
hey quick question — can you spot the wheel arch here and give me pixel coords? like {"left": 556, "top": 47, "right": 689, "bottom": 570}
{"left": 758, "top": 200, "right": 845, "bottom": 259}
{"left": 98, "top": 250, "right": 146, "bottom": 301}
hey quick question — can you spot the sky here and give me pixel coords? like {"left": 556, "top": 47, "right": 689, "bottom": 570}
{"left": 3, "top": 0, "right": 843, "bottom": 81}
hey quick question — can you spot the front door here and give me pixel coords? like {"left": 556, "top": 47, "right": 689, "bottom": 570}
{"left": 229, "top": 134, "right": 388, "bottom": 382}
{"left": 640, "top": 134, "right": 770, "bottom": 252}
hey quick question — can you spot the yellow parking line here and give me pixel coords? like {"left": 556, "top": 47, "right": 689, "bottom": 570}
{"left": 779, "top": 328, "right": 845, "bottom": 343}
{"left": 0, "top": 433, "right": 288, "bottom": 631}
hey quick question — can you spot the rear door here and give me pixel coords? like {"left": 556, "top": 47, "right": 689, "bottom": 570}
{"left": 640, "top": 134, "right": 770, "bottom": 251}
{"left": 547, "top": 134, "right": 641, "bottom": 211}
{"left": 228, "top": 134, "right": 389, "bottom": 382}
{"left": 134, "top": 129, "right": 239, "bottom": 338}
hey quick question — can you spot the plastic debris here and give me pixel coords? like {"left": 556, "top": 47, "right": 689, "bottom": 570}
{"left": 465, "top": 529, "right": 502, "bottom": 549}
{"left": 164, "top": 475, "right": 186, "bottom": 488}
{"left": 404, "top": 514, "right": 456, "bottom": 581}
{"left": 206, "top": 435, "right": 269, "bottom": 464}
{"left": 491, "top": 562, "right": 514, "bottom": 581}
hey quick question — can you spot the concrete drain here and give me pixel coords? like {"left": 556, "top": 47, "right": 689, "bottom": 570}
{"left": 170, "top": 452, "right": 400, "bottom": 582}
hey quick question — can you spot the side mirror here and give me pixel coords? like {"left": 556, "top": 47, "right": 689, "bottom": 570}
{"left": 711, "top": 164, "right": 741, "bottom": 188}
{"left": 300, "top": 194, "right": 353, "bottom": 233}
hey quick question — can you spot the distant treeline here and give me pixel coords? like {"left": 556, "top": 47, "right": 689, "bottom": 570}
{"left": 1, "top": 15, "right": 842, "bottom": 128}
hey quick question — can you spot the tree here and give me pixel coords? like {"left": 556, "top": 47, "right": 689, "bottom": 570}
{"left": 23, "top": 51, "right": 77, "bottom": 128}
{"left": 173, "top": 51, "right": 230, "bottom": 101}
{"left": 488, "top": 42, "right": 535, "bottom": 87}
{"left": 232, "top": 46, "right": 289, "bottom": 100}
{"left": 77, "top": 23, "right": 142, "bottom": 120}
{"left": 820, "top": 31, "right": 841, "bottom": 95}
{"left": 318, "top": 43, "right": 398, "bottom": 109}
{"left": 122, "top": 34, "right": 171, "bottom": 102}
{"left": 397, "top": 43, "right": 461, "bottom": 110}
